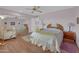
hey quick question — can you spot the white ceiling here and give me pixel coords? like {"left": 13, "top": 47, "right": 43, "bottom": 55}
{"left": 0, "top": 6, "right": 75, "bottom": 16}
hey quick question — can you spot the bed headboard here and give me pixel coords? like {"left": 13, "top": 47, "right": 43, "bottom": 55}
{"left": 56, "top": 24, "right": 64, "bottom": 31}
{"left": 47, "top": 24, "right": 64, "bottom": 31}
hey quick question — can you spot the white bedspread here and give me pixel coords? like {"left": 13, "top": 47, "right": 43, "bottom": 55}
{"left": 30, "top": 28, "right": 63, "bottom": 52}
{"left": 0, "top": 26, "right": 16, "bottom": 40}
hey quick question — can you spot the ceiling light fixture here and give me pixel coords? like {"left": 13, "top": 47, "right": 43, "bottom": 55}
{"left": 26, "top": 6, "right": 42, "bottom": 13}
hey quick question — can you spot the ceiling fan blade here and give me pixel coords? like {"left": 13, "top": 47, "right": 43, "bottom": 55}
{"left": 26, "top": 6, "right": 42, "bottom": 13}
{"left": 36, "top": 10, "right": 42, "bottom": 13}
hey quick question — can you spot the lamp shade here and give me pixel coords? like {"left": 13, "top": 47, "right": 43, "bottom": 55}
{"left": 68, "top": 22, "right": 75, "bottom": 32}
{"left": 68, "top": 22, "right": 75, "bottom": 27}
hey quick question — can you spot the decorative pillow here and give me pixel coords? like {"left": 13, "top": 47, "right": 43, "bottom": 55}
{"left": 35, "top": 28, "right": 40, "bottom": 32}
{"left": 47, "top": 23, "right": 64, "bottom": 31}
{"left": 36, "top": 29, "right": 54, "bottom": 35}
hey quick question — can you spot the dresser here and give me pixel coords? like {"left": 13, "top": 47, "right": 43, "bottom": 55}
{"left": 63, "top": 32, "right": 76, "bottom": 43}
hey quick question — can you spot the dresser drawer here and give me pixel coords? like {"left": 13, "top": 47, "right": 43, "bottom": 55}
{"left": 64, "top": 34, "right": 74, "bottom": 40}
{"left": 64, "top": 32, "right": 76, "bottom": 43}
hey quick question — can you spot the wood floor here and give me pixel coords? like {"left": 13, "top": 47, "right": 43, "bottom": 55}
{"left": 0, "top": 34, "right": 50, "bottom": 53}
{"left": 0, "top": 33, "right": 78, "bottom": 53}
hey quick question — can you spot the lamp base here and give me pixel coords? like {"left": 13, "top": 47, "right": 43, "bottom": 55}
{"left": 69, "top": 26, "right": 71, "bottom": 32}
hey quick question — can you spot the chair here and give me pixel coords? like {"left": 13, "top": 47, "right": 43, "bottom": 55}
{"left": 0, "top": 26, "right": 16, "bottom": 45}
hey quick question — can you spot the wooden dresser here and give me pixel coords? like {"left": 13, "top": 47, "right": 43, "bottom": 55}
{"left": 63, "top": 32, "right": 76, "bottom": 43}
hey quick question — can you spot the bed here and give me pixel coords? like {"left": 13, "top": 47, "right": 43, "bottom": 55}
{"left": 30, "top": 28, "right": 63, "bottom": 52}
{"left": 23, "top": 24, "right": 64, "bottom": 52}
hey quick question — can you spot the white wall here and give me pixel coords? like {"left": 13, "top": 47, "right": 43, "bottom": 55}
{"left": 0, "top": 15, "right": 33, "bottom": 33}
{"left": 40, "top": 7, "right": 77, "bottom": 31}
{"left": 40, "top": 7, "right": 79, "bottom": 48}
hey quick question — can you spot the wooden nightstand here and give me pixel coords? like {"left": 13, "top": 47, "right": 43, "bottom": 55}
{"left": 63, "top": 32, "right": 76, "bottom": 43}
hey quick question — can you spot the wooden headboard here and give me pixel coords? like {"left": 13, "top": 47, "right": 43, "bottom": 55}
{"left": 47, "top": 24, "right": 52, "bottom": 28}
{"left": 47, "top": 24, "right": 64, "bottom": 31}
{"left": 57, "top": 24, "right": 64, "bottom": 31}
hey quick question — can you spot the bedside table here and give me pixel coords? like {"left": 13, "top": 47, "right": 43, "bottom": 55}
{"left": 63, "top": 32, "right": 76, "bottom": 43}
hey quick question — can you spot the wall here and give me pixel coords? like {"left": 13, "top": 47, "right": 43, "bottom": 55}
{"left": 40, "top": 7, "right": 79, "bottom": 48}
{"left": 1, "top": 15, "right": 33, "bottom": 33}
{"left": 74, "top": 7, "right": 79, "bottom": 48}
{"left": 40, "top": 7, "right": 77, "bottom": 31}
{"left": 0, "top": 8, "right": 33, "bottom": 33}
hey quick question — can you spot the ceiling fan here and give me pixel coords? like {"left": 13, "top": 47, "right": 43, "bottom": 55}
{"left": 26, "top": 6, "right": 42, "bottom": 13}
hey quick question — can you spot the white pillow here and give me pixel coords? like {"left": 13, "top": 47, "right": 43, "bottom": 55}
{"left": 51, "top": 24, "right": 57, "bottom": 27}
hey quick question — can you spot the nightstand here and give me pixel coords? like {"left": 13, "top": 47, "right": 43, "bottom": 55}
{"left": 63, "top": 32, "right": 76, "bottom": 43}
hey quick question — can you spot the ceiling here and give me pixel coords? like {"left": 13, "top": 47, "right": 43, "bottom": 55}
{"left": 0, "top": 6, "right": 75, "bottom": 16}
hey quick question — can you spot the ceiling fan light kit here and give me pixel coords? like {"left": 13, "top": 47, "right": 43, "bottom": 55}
{"left": 26, "top": 6, "right": 43, "bottom": 14}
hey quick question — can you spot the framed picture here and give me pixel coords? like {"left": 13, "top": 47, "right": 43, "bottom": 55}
{"left": 10, "top": 22, "right": 15, "bottom": 25}
{"left": 77, "top": 17, "right": 79, "bottom": 24}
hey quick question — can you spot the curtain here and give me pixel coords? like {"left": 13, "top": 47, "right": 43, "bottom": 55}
{"left": 31, "top": 16, "right": 43, "bottom": 32}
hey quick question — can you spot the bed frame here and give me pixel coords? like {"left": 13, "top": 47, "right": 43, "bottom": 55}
{"left": 47, "top": 24, "right": 64, "bottom": 31}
